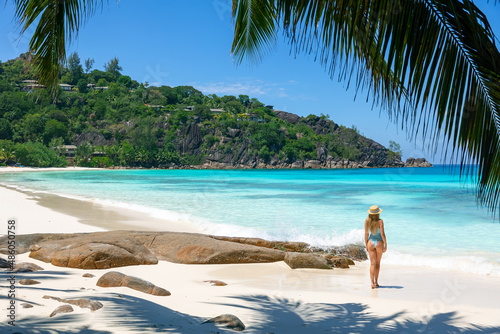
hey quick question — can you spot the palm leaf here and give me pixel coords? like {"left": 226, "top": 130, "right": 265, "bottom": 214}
{"left": 12, "top": 0, "right": 104, "bottom": 96}
{"left": 232, "top": 0, "right": 500, "bottom": 214}
{"left": 231, "top": 0, "right": 277, "bottom": 65}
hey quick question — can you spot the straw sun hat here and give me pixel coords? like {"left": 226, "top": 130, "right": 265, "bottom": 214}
{"left": 367, "top": 205, "right": 382, "bottom": 215}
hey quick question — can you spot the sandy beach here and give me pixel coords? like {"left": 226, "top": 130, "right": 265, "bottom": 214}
{"left": 1, "top": 168, "right": 500, "bottom": 333}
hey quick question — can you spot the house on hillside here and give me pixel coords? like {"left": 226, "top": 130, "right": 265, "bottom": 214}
{"left": 241, "top": 113, "right": 265, "bottom": 123}
{"left": 59, "top": 83, "right": 73, "bottom": 91}
{"left": 22, "top": 84, "right": 46, "bottom": 92}
{"left": 184, "top": 106, "right": 195, "bottom": 111}
{"left": 62, "top": 145, "right": 77, "bottom": 158}
{"left": 19, "top": 79, "right": 46, "bottom": 92}
{"left": 92, "top": 151, "right": 106, "bottom": 158}
{"left": 145, "top": 104, "right": 165, "bottom": 112}
{"left": 210, "top": 108, "right": 224, "bottom": 115}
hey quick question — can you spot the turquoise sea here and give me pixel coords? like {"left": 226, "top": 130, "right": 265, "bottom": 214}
{"left": 1, "top": 166, "right": 499, "bottom": 276}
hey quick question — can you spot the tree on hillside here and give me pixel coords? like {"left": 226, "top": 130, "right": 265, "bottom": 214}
{"left": 0, "top": 140, "right": 15, "bottom": 164}
{"left": 238, "top": 94, "right": 250, "bottom": 107}
{"left": 84, "top": 58, "right": 95, "bottom": 73}
{"left": 89, "top": 69, "right": 115, "bottom": 85}
{"left": 67, "top": 52, "right": 83, "bottom": 85}
{"left": 104, "top": 57, "right": 122, "bottom": 78}
{"left": 0, "top": 119, "right": 13, "bottom": 140}
{"left": 77, "top": 78, "right": 88, "bottom": 93}
{"left": 96, "top": 78, "right": 108, "bottom": 88}
{"left": 117, "top": 75, "right": 132, "bottom": 89}
{"left": 9, "top": 0, "right": 500, "bottom": 214}
{"left": 388, "top": 141, "right": 402, "bottom": 160}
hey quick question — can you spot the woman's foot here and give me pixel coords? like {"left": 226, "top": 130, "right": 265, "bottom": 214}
{"left": 371, "top": 283, "right": 377, "bottom": 289}
{"left": 375, "top": 282, "right": 380, "bottom": 287}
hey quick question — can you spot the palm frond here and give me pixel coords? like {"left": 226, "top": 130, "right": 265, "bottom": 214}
{"left": 231, "top": 0, "right": 277, "bottom": 64}
{"left": 12, "top": 0, "right": 104, "bottom": 96}
{"left": 232, "top": 0, "right": 500, "bottom": 214}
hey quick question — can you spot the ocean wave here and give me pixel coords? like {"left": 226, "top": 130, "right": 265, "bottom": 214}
{"left": 383, "top": 251, "right": 500, "bottom": 277}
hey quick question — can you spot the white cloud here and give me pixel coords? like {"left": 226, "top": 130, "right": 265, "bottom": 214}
{"left": 192, "top": 78, "right": 319, "bottom": 105}
{"left": 195, "top": 81, "right": 268, "bottom": 96}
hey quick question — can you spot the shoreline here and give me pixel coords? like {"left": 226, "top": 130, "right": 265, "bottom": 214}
{"left": 0, "top": 183, "right": 200, "bottom": 234}
{"left": 1, "top": 168, "right": 500, "bottom": 332}
{"left": 1, "top": 161, "right": 434, "bottom": 172}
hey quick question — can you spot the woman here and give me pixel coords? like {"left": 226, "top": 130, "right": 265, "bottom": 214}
{"left": 364, "top": 205, "right": 387, "bottom": 289}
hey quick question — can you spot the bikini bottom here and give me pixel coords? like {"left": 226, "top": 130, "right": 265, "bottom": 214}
{"left": 368, "top": 237, "right": 382, "bottom": 248}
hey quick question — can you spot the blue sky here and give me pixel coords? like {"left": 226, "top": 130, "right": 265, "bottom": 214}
{"left": 1, "top": 1, "right": 499, "bottom": 163}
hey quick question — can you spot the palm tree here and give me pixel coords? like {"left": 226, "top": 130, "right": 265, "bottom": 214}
{"left": 12, "top": 0, "right": 103, "bottom": 93}
{"left": 232, "top": 0, "right": 500, "bottom": 215}
{"left": 11, "top": 0, "right": 500, "bottom": 213}
{"left": 1, "top": 146, "right": 16, "bottom": 165}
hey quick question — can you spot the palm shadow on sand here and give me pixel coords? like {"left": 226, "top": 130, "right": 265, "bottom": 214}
{"left": 0, "top": 292, "right": 236, "bottom": 334}
{"left": 209, "top": 294, "right": 500, "bottom": 333}
{"left": 1, "top": 287, "right": 499, "bottom": 333}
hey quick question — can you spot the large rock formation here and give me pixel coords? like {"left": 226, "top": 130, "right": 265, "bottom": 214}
{"left": 27, "top": 232, "right": 159, "bottom": 269}
{"left": 137, "top": 232, "right": 286, "bottom": 264}
{"left": 210, "top": 236, "right": 309, "bottom": 252}
{"left": 140, "top": 109, "right": 431, "bottom": 170}
{"left": 0, "top": 231, "right": 366, "bottom": 270}
{"left": 194, "top": 111, "right": 405, "bottom": 169}
{"left": 273, "top": 110, "right": 301, "bottom": 124}
{"left": 0, "top": 231, "right": 286, "bottom": 268}
{"left": 405, "top": 157, "right": 433, "bottom": 167}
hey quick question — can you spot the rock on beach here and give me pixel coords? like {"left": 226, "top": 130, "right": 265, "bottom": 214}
{"left": 96, "top": 271, "right": 170, "bottom": 296}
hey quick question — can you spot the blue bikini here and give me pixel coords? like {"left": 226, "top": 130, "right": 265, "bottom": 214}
{"left": 368, "top": 228, "right": 383, "bottom": 248}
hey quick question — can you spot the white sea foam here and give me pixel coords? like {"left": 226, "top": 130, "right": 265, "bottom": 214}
{"left": 264, "top": 226, "right": 366, "bottom": 248}
{"left": 383, "top": 250, "right": 500, "bottom": 277}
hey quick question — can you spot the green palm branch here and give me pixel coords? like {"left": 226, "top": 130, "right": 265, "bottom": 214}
{"left": 12, "top": 0, "right": 103, "bottom": 96}
{"left": 232, "top": 0, "right": 500, "bottom": 214}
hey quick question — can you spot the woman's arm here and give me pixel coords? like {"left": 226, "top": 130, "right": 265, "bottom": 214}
{"left": 379, "top": 220, "right": 387, "bottom": 252}
{"left": 364, "top": 219, "right": 369, "bottom": 248}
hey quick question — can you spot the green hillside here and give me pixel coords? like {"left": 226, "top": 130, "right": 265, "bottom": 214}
{"left": 0, "top": 53, "right": 403, "bottom": 168}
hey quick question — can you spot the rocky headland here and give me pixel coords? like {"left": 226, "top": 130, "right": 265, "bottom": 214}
{"left": 77, "top": 109, "right": 432, "bottom": 170}
{"left": 159, "top": 110, "right": 432, "bottom": 170}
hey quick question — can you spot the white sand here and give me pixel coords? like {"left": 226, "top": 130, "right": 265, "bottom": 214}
{"left": 1, "top": 168, "right": 500, "bottom": 333}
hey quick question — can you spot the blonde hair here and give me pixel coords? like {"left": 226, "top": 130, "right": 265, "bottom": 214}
{"left": 367, "top": 214, "right": 380, "bottom": 234}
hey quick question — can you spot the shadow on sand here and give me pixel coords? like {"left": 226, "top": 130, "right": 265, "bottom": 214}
{"left": 1, "top": 292, "right": 499, "bottom": 333}
{"left": 210, "top": 295, "right": 500, "bottom": 333}
{"left": 0, "top": 292, "right": 233, "bottom": 334}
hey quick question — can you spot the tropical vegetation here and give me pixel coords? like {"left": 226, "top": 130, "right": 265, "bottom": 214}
{"left": 0, "top": 54, "right": 384, "bottom": 168}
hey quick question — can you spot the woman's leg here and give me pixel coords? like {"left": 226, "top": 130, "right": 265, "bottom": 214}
{"left": 374, "top": 241, "right": 384, "bottom": 285}
{"left": 366, "top": 241, "right": 378, "bottom": 288}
